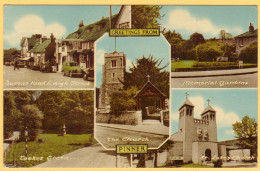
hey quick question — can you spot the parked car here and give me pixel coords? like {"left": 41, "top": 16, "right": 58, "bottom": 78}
{"left": 82, "top": 68, "right": 94, "bottom": 81}
{"left": 62, "top": 61, "right": 83, "bottom": 77}
{"left": 40, "top": 61, "right": 53, "bottom": 73}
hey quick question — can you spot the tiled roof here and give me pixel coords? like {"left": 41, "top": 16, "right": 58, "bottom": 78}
{"left": 179, "top": 99, "right": 194, "bottom": 111}
{"left": 235, "top": 29, "right": 258, "bottom": 38}
{"left": 201, "top": 105, "right": 216, "bottom": 115}
{"left": 66, "top": 14, "right": 119, "bottom": 41}
{"left": 20, "top": 37, "right": 41, "bottom": 50}
{"left": 30, "top": 39, "right": 51, "bottom": 53}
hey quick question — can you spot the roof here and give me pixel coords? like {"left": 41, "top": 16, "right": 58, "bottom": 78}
{"left": 235, "top": 29, "right": 258, "bottom": 38}
{"left": 20, "top": 37, "right": 41, "bottom": 49}
{"left": 66, "top": 14, "right": 119, "bottom": 41}
{"left": 201, "top": 105, "right": 216, "bottom": 115}
{"left": 179, "top": 99, "right": 194, "bottom": 111}
{"left": 134, "top": 81, "right": 167, "bottom": 99}
{"left": 29, "top": 39, "right": 51, "bottom": 53}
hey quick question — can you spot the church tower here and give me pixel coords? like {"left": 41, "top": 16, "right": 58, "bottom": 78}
{"left": 200, "top": 101, "right": 217, "bottom": 142}
{"left": 99, "top": 51, "right": 126, "bottom": 109}
{"left": 178, "top": 94, "right": 195, "bottom": 162}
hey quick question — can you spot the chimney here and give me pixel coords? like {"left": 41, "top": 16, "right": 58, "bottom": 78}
{"left": 249, "top": 23, "right": 254, "bottom": 32}
{"left": 50, "top": 33, "right": 55, "bottom": 43}
{"left": 78, "top": 20, "right": 84, "bottom": 28}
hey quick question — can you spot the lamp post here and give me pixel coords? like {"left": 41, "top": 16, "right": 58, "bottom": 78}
{"left": 25, "top": 127, "right": 28, "bottom": 156}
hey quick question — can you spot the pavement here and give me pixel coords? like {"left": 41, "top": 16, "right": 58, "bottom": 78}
{"left": 171, "top": 68, "right": 257, "bottom": 78}
{"left": 34, "top": 144, "right": 130, "bottom": 168}
{"left": 96, "top": 122, "right": 169, "bottom": 136}
{"left": 205, "top": 161, "right": 257, "bottom": 168}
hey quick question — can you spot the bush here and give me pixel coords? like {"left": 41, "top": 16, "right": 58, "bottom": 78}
{"left": 239, "top": 42, "right": 257, "bottom": 63}
{"left": 213, "top": 159, "right": 223, "bottom": 168}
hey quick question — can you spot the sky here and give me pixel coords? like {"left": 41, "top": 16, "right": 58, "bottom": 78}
{"left": 160, "top": 5, "right": 258, "bottom": 39}
{"left": 95, "top": 33, "right": 170, "bottom": 87}
{"left": 171, "top": 89, "right": 257, "bottom": 141}
{"left": 4, "top": 5, "right": 258, "bottom": 49}
{"left": 4, "top": 5, "right": 121, "bottom": 49}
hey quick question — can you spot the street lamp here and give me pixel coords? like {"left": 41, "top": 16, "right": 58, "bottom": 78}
{"left": 25, "top": 127, "right": 28, "bottom": 156}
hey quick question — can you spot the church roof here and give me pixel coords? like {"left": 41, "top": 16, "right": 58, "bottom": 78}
{"left": 134, "top": 80, "right": 167, "bottom": 99}
{"left": 178, "top": 99, "right": 194, "bottom": 111}
{"left": 235, "top": 29, "right": 258, "bottom": 38}
{"left": 201, "top": 105, "right": 216, "bottom": 115}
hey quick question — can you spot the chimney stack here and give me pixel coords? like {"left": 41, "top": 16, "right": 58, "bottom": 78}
{"left": 78, "top": 20, "right": 84, "bottom": 28}
{"left": 249, "top": 23, "right": 254, "bottom": 32}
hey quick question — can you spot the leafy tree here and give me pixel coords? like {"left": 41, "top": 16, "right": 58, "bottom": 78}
{"left": 163, "top": 30, "right": 184, "bottom": 59}
{"left": 110, "top": 86, "right": 138, "bottom": 115}
{"left": 196, "top": 41, "right": 223, "bottom": 61}
{"left": 232, "top": 115, "right": 257, "bottom": 158}
{"left": 4, "top": 91, "right": 32, "bottom": 139}
{"left": 190, "top": 32, "right": 205, "bottom": 46}
{"left": 239, "top": 42, "right": 257, "bottom": 63}
{"left": 121, "top": 55, "right": 169, "bottom": 97}
{"left": 35, "top": 91, "right": 94, "bottom": 133}
{"left": 132, "top": 5, "right": 164, "bottom": 28}
{"left": 19, "top": 105, "right": 43, "bottom": 141}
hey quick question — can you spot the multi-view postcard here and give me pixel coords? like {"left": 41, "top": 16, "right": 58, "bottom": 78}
{"left": 2, "top": 4, "right": 258, "bottom": 169}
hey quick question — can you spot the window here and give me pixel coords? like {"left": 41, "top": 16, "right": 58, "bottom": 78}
{"left": 112, "top": 73, "right": 116, "bottom": 78}
{"left": 111, "top": 60, "right": 116, "bottom": 67}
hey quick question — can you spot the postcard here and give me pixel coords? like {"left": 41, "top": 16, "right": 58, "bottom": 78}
{"left": 1, "top": 2, "right": 258, "bottom": 169}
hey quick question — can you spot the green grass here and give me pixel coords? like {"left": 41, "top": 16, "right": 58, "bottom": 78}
{"left": 4, "top": 133, "right": 93, "bottom": 167}
{"left": 171, "top": 60, "right": 257, "bottom": 71}
{"left": 178, "top": 163, "right": 213, "bottom": 168}
{"left": 171, "top": 60, "right": 196, "bottom": 71}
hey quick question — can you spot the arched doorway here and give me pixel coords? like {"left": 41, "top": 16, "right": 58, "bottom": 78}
{"left": 205, "top": 149, "right": 211, "bottom": 161}
{"left": 141, "top": 95, "right": 162, "bottom": 120}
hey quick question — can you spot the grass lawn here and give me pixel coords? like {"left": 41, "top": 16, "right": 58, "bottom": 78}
{"left": 171, "top": 60, "right": 257, "bottom": 71}
{"left": 178, "top": 163, "right": 213, "bottom": 168}
{"left": 171, "top": 60, "right": 196, "bottom": 71}
{"left": 4, "top": 133, "right": 93, "bottom": 167}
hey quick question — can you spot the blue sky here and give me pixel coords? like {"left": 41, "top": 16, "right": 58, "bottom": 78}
{"left": 95, "top": 33, "right": 170, "bottom": 87}
{"left": 4, "top": 5, "right": 258, "bottom": 49}
{"left": 4, "top": 5, "right": 121, "bottom": 49}
{"left": 171, "top": 89, "right": 257, "bottom": 141}
{"left": 160, "top": 5, "right": 258, "bottom": 39}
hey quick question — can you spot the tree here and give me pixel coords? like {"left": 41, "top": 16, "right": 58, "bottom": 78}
{"left": 196, "top": 41, "right": 223, "bottom": 61}
{"left": 239, "top": 42, "right": 257, "bottom": 63}
{"left": 35, "top": 91, "right": 94, "bottom": 133}
{"left": 19, "top": 105, "right": 43, "bottom": 141}
{"left": 190, "top": 32, "right": 205, "bottom": 46}
{"left": 232, "top": 115, "right": 257, "bottom": 158}
{"left": 163, "top": 30, "right": 184, "bottom": 59}
{"left": 132, "top": 5, "right": 164, "bottom": 28}
{"left": 121, "top": 55, "right": 169, "bottom": 97}
{"left": 110, "top": 86, "right": 138, "bottom": 115}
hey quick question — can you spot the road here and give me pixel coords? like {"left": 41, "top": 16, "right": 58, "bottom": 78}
{"left": 95, "top": 125, "right": 169, "bottom": 149}
{"left": 171, "top": 73, "right": 257, "bottom": 88}
{"left": 4, "top": 65, "right": 94, "bottom": 90}
{"left": 34, "top": 144, "right": 130, "bottom": 168}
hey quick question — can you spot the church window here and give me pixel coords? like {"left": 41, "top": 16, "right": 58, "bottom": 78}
{"left": 111, "top": 60, "right": 117, "bottom": 67}
{"left": 112, "top": 73, "right": 116, "bottom": 78}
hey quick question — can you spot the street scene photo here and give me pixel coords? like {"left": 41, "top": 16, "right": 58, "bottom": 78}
{"left": 4, "top": 5, "right": 132, "bottom": 89}
{"left": 95, "top": 34, "right": 171, "bottom": 150}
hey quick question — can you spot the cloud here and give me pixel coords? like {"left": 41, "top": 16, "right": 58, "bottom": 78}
{"left": 165, "top": 9, "right": 243, "bottom": 37}
{"left": 4, "top": 15, "right": 66, "bottom": 46}
{"left": 213, "top": 105, "right": 240, "bottom": 128}
{"left": 171, "top": 95, "right": 240, "bottom": 128}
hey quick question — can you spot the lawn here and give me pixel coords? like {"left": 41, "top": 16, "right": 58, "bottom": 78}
{"left": 171, "top": 60, "right": 257, "bottom": 72}
{"left": 4, "top": 133, "right": 93, "bottom": 167}
{"left": 178, "top": 163, "right": 213, "bottom": 168}
{"left": 171, "top": 60, "right": 196, "bottom": 71}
